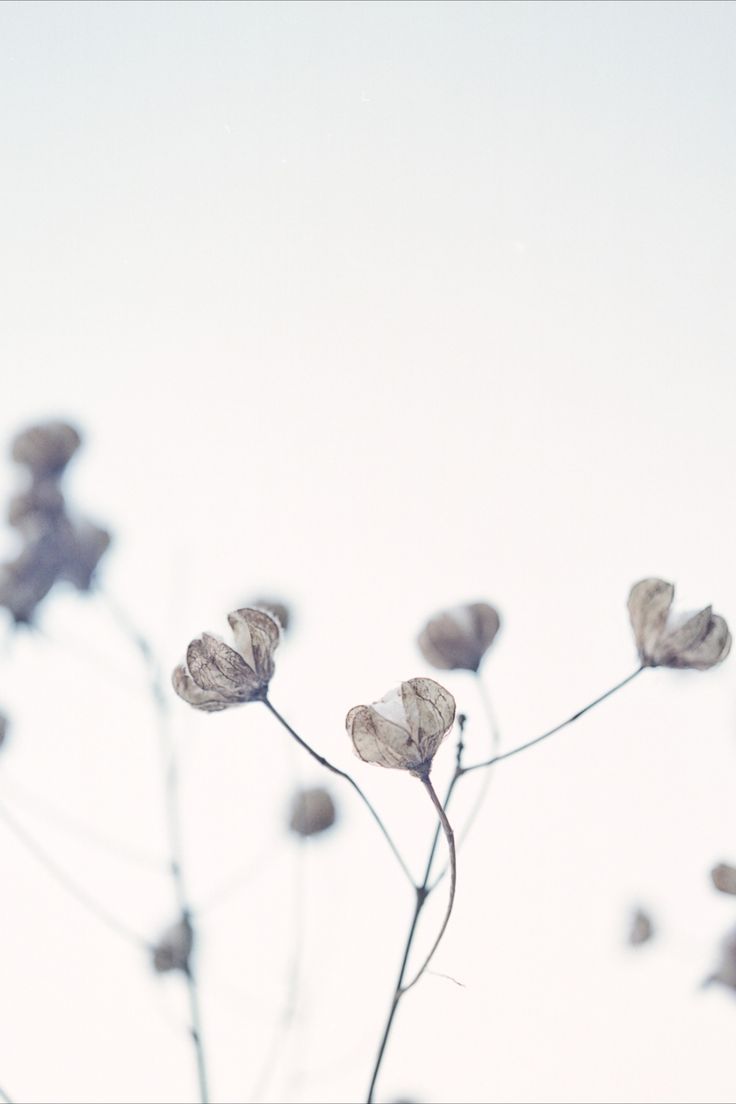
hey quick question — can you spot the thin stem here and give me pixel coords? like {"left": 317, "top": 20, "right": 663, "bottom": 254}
{"left": 460, "top": 666, "right": 645, "bottom": 775}
{"left": 401, "top": 775, "right": 456, "bottom": 993}
{"left": 0, "top": 1084, "right": 13, "bottom": 1104}
{"left": 263, "top": 699, "right": 415, "bottom": 887}
{"left": 0, "top": 800, "right": 148, "bottom": 949}
{"left": 100, "top": 588, "right": 210, "bottom": 1104}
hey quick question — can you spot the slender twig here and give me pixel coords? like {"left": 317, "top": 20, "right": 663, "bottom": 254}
{"left": 263, "top": 698, "right": 415, "bottom": 887}
{"left": 0, "top": 800, "right": 148, "bottom": 949}
{"left": 460, "top": 666, "right": 645, "bottom": 775}
{"left": 401, "top": 774, "right": 456, "bottom": 993}
{"left": 100, "top": 588, "right": 210, "bottom": 1104}
{"left": 0, "top": 1084, "right": 13, "bottom": 1103}
{"left": 366, "top": 665, "right": 645, "bottom": 1102}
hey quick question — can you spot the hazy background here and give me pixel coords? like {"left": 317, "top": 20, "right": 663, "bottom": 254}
{"left": 1, "top": 1, "right": 735, "bottom": 1101}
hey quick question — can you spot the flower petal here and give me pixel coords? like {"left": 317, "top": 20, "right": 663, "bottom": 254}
{"left": 627, "top": 578, "right": 674, "bottom": 664}
{"left": 171, "top": 664, "right": 230, "bottom": 712}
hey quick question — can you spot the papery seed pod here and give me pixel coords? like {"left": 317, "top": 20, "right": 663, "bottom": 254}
{"left": 705, "top": 926, "right": 736, "bottom": 992}
{"left": 250, "top": 597, "right": 291, "bottom": 632}
{"left": 0, "top": 527, "right": 65, "bottom": 624}
{"left": 172, "top": 608, "right": 280, "bottom": 711}
{"left": 418, "top": 602, "right": 500, "bottom": 672}
{"left": 59, "top": 519, "right": 111, "bottom": 591}
{"left": 0, "top": 713, "right": 8, "bottom": 749}
{"left": 288, "top": 787, "right": 337, "bottom": 837}
{"left": 628, "top": 578, "right": 731, "bottom": 671}
{"left": 711, "top": 863, "right": 736, "bottom": 896}
{"left": 346, "top": 678, "right": 456, "bottom": 775}
{"left": 152, "top": 915, "right": 193, "bottom": 974}
{"left": 11, "top": 421, "right": 81, "bottom": 478}
{"left": 7, "top": 480, "right": 66, "bottom": 532}
{"left": 627, "top": 908, "right": 655, "bottom": 947}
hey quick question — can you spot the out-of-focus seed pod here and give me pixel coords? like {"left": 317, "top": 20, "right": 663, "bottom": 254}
{"left": 628, "top": 578, "right": 731, "bottom": 670}
{"left": 711, "top": 863, "right": 736, "bottom": 896}
{"left": 0, "top": 527, "right": 65, "bottom": 623}
{"left": 0, "top": 713, "right": 8, "bottom": 749}
{"left": 7, "top": 481, "right": 66, "bottom": 531}
{"left": 289, "top": 787, "right": 337, "bottom": 837}
{"left": 11, "top": 422, "right": 81, "bottom": 478}
{"left": 60, "top": 519, "right": 112, "bottom": 591}
{"left": 705, "top": 926, "right": 736, "bottom": 992}
{"left": 627, "top": 908, "right": 655, "bottom": 947}
{"left": 418, "top": 602, "right": 500, "bottom": 672}
{"left": 152, "top": 915, "right": 193, "bottom": 974}
{"left": 173, "top": 608, "right": 281, "bottom": 711}
{"left": 346, "top": 678, "right": 456, "bottom": 776}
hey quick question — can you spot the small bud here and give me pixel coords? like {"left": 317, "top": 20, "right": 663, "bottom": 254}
{"left": 152, "top": 915, "right": 193, "bottom": 974}
{"left": 711, "top": 863, "right": 736, "bottom": 896}
{"left": 11, "top": 421, "right": 81, "bottom": 478}
{"left": 172, "top": 608, "right": 280, "bottom": 711}
{"left": 288, "top": 787, "right": 337, "bottom": 837}
{"left": 628, "top": 578, "right": 731, "bottom": 670}
{"left": 418, "top": 602, "right": 500, "bottom": 672}
{"left": 346, "top": 677, "right": 456, "bottom": 775}
{"left": 627, "top": 908, "right": 655, "bottom": 947}
{"left": 706, "top": 926, "right": 736, "bottom": 992}
{"left": 250, "top": 597, "right": 291, "bottom": 632}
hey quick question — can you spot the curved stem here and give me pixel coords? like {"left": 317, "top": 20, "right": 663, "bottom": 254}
{"left": 401, "top": 775, "right": 456, "bottom": 993}
{"left": 460, "top": 667, "right": 645, "bottom": 775}
{"left": 0, "top": 800, "right": 148, "bottom": 949}
{"left": 0, "top": 1084, "right": 13, "bottom": 1103}
{"left": 263, "top": 699, "right": 414, "bottom": 887}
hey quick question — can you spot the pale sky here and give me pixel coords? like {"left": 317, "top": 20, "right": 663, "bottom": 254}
{"left": 1, "top": 2, "right": 736, "bottom": 1102}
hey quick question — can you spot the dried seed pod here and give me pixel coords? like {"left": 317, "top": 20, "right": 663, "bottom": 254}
{"left": 173, "top": 608, "right": 280, "bottom": 711}
{"left": 289, "top": 787, "right": 337, "bottom": 837}
{"left": 11, "top": 421, "right": 81, "bottom": 478}
{"left": 0, "top": 713, "right": 8, "bottom": 749}
{"left": 711, "top": 863, "right": 736, "bottom": 896}
{"left": 346, "top": 678, "right": 456, "bottom": 775}
{"left": 628, "top": 578, "right": 731, "bottom": 670}
{"left": 418, "top": 602, "right": 500, "bottom": 672}
{"left": 627, "top": 908, "right": 655, "bottom": 947}
{"left": 706, "top": 926, "right": 736, "bottom": 992}
{"left": 250, "top": 597, "right": 291, "bottom": 632}
{"left": 152, "top": 915, "right": 193, "bottom": 974}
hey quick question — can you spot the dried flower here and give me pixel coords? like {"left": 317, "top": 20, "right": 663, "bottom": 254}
{"left": 628, "top": 578, "right": 731, "bottom": 670}
{"left": 11, "top": 421, "right": 81, "bottom": 478}
{"left": 289, "top": 787, "right": 337, "bottom": 837}
{"left": 172, "top": 608, "right": 280, "bottom": 711}
{"left": 711, "top": 863, "right": 736, "bottom": 896}
{"left": 152, "top": 915, "right": 193, "bottom": 974}
{"left": 418, "top": 602, "right": 500, "bottom": 672}
{"left": 627, "top": 908, "right": 654, "bottom": 947}
{"left": 249, "top": 597, "right": 291, "bottom": 632}
{"left": 346, "top": 678, "right": 456, "bottom": 775}
{"left": 706, "top": 926, "right": 736, "bottom": 992}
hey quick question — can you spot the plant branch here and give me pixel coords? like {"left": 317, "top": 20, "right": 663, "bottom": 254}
{"left": 460, "top": 666, "right": 645, "bottom": 775}
{"left": 263, "top": 698, "right": 415, "bottom": 887}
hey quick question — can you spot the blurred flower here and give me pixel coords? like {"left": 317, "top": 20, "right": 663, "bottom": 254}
{"left": 11, "top": 421, "right": 81, "bottom": 478}
{"left": 705, "top": 926, "right": 736, "bottom": 993}
{"left": 628, "top": 578, "right": 731, "bottom": 670}
{"left": 289, "top": 787, "right": 337, "bottom": 837}
{"left": 0, "top": 526, "right": 64, "bottom": 623}
{"left": 711, "top": 863, "right": 736, "bottom": 896}
{"left": 0, "top": 712, "right": 8, "bottom": 749}
{"left": 172, "top": 608, "right": 280, "bottom": 711}
{"left": 7, "top": 480, "right": 66, "bottom": 532}
{"left": 250, "top": 597, "right": 291, "bottom": 632}
{"left": 346, "top": 677, "right": 456, "bottom": 775}
{"left": 152, "top": 915, "right": 193, "bottom": 974}
{"left": 59, "top": 519, "right": 112, "bottom": 591}
{"left": 418, "top": 602, "right": 500, "bottom": 672}
{"left": 627, "top": 907, "right": 654, "bottom": 947}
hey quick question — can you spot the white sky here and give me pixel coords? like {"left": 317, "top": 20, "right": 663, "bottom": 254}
{"left": 1, "top": 1, "right": 736, "bottom": 1101}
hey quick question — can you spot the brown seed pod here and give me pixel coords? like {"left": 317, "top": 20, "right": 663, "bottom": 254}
{"left": 628, "top": 578, "right": 731, "bottom": 670}
{"left": 11, "top": 422, "right": 82, "bottom": 478}
{"left": 152, "top": 915, "right": 193, "bottom": 974}
{"left": 347, "top": 678, "right": 456, "bottom": 775}
{"left": 418, "top": 602, "right": 500, "bottom": 672}
{"left": 173, "top": 608, "right": 281, "bottom": 711}
{"left": 289, "top": 787, "right": 337, "bottom": 837}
